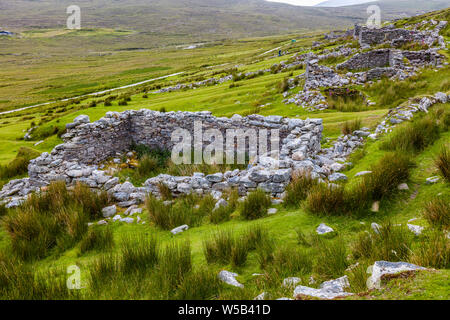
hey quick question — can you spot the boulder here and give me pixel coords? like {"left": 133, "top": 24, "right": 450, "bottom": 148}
{"left": 102, "top": 205, "right": 117, "bottom": 218}
{"left": 316, "top": 223, "right": 334, "bottom": 235}
{"left": 171, "top": 224, "right": 189, "bottom": 235}
{"left": 328, "top": 173, "right": 348, "bottom": 182}
{"left": 367, "top": 261, "right": 425, "bottom": 289}
{"left": 218, "top": 271, "right": 244, "bottom": 288}
{"left": 294, "top": 276, "right": 353, "bottom": 300}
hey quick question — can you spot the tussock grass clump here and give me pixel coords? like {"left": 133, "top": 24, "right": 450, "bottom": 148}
{"left": 306, "top": 152, "right": 411, "bottom": 216}
{"left": 0, "top": 252, "right": 77, "bottom": 299}
{"left": 89, "top": 254, "right": 121, "bottom": 292}
{"left": 284, "top": 170, "right": 319, "bottom": 208}
{"left": 313, "top": 237, "right": 349, "bottom": 279}
{"left": 435, "top": 145, "right": 450, "bottom": 182}
{"left": 203, "top": 230, "right": 234, "bottom": 264}
{"left": 158, "top": 182, "right": 173, "bottom": 200}
{"left": 365, "top": 152, "right": 411, "bottom": 201}
{"left": 0, "top": 147, "right": 40, "bottom": 180}
{"left": 342, "top": 119, "right": 362, "bottom": 135}
{"left": 440, "top": 79, "right": 450, "bottom": 92}
{"left": 381, "top": 116, "right": 440, "bottom": 153}
{"left": 352, "top": 223, "right": 412, "bottom": 262}
{"left": 137, "top": 155, "right": 159, "bottom": 177}
{"left": 422, "top": 198, "right": 449, "bottom": 230}
{"left": 369, "top": 76, "right": 428, "bottom": 108}
{"left": 244, "top": 224, "right": 269, "bottom": 250}
{"left": 174, "top": 267, "right": 222, "bottom": 300}
{"left": 209, "top": 204, "right": 233, "bottom": 224}
{"left": 328, "top": 95, "right": 367, "bottom": 112}
{"left": 80, "top": 227, "right": 114, "bottom": 254}
{"left": 0, "top": 203, "right": 6, "bottom": 217}
{"left": 240, "top": 189, "right": 271, "bottom": 220}
{"left": 3, "top": 181, "right": 108, "bottom": 260}
{"left": 146, "top": 194, "right": 211, "bottom": 230}
{"left": 204, "top": 226, "right": 269, "bottom": 266}
{"left": 411, "top": 232, "right": 449, "bottom": 269}
{"left": 305, "top": 184, "right": 346, "bottom": 216}
{"left": 209, "top": 189, "right": 239, "bottom": 224}
{"left": 155, "top": 242, "right": 192, "bottom": 294}
{"left": 120, "top": 234, "right": 159, "bottom": 274}
{"left": 267, "top": 246, "right": 313, "bottom": 278}
{"left": 72, "top": 182, "right": 110, "bottom": 219}
{"left": 347, "top": 262, "right": 371, "bottom": 293}
{"left": 231, "top": 239, "right": 250, "bottom": 267}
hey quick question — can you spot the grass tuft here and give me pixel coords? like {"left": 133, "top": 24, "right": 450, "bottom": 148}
{"left": 435, "top": 145, "right": 450, "bottom": 182}
{"left": 240, "top": 189, "right": 271, "bottom": 220}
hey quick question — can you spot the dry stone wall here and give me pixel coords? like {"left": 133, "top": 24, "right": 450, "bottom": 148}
{"left": 0, "top": 110, "right": 324, "bottom": 207}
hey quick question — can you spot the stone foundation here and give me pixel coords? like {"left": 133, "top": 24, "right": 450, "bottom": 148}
{"left": 0, "top": 110, "right": 325, "bottom": 206}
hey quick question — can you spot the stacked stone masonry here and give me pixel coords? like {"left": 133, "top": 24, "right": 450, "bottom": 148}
{"left": 0, "top": 110, "right": 324, "bottom": 207}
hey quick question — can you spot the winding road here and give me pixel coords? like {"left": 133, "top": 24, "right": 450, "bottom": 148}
{"left": 0, "top": 71, "right": 185, "bottom": 116}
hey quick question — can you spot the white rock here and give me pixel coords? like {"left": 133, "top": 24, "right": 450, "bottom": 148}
{"left": 355, "top": 171, "right": 372, "bottom": 177}
{"left": 316, "top": 223, "right": 334, "bottom": 235}
{"left": 218, "top": 271, "right": 244, "bottom": 288}
{"left": 426, "top": 176, "right": 440, "bottom": 184}
{"left": 293, "top": 276, "right": 353, "bottom": 300}
{"left": 120, "top": 217, "right": 134, "bottom": 224}
{"left": 371, "top": 222, "right": 381, "bottom": 234}
{"left": 398, "top": 183, "right": 409, "bottom": 190}
{"left": 367, "top": 261, "right": 425, "bottom": 289}
{"left": 407, "top": 224, "right": 424, "bottom": 236}
{"left": 254, "top": 292, "right": 268, "bottom": 300}
{"left": 112, "top": 214, "right": 122, "bottom": 222}
{"left": 267, "top": 208, "right": 278, "bottom": 215}
{"left": 171, "top": 224, "right": 189, "bottom": 235}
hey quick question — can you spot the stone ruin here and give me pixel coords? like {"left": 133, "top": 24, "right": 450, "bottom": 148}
{"left": 0, "top": 110, "right": 326, "bottom": 208}
{"left": 354, "top": 21, "right": 448, "bottom": 49}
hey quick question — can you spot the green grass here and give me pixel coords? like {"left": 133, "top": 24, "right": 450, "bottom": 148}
{"left": 0, "top": 8, "right": 449, "bottom": 300}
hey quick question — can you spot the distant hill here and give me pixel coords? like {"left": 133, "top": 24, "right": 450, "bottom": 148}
{"left": 0, "top": 0, "right": 448, "bottom": 43}
{"left": 316, "top": 0, "right": 378, "bottom": 7}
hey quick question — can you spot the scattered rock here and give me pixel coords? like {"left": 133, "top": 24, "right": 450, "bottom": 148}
{"left": 267, "top": 208, "right": 278, "bottom": 215}
{"left": 294, "top": 276, "right": 353, "bottom": 300}
{"left": 102, "top": 205, "right": 117, "bottom": 218}
{"left": 407, "top": 224, "right": 424, "bottom": 236}
{"left": 371, "top": 222, "right": 381, "bottom": 234}
{"left": 355, "top": 171, "right": 372, "bottom": 177}
{"left": 398, "top": 183, "right": 409, "bottom": 191}
{"left": 171, "top": 224, "right": 189, "bottom": 235}
{"left": 254, "top": 292, "right": 268, "bottom": 300}
{"left": 371, "top": 201, "right": 380, "bottom": 213}
{"left": 218, "top": 271, "right": 244, "bottom": 288}
{"left": 367, "top": 261, "right": 426, "bottom": 289}
{"left": 316, "top": 223, "right": 334, "bottom": 235}
{"left": 328, "top": 173, "right": 348, "bottom": 182}
{"left": 426, "top": 176, "right": 440, "bottom": 184}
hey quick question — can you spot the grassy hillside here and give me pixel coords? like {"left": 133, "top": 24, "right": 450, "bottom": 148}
{"left": 0, "top": 7, "right": 449, "bottom": 300}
